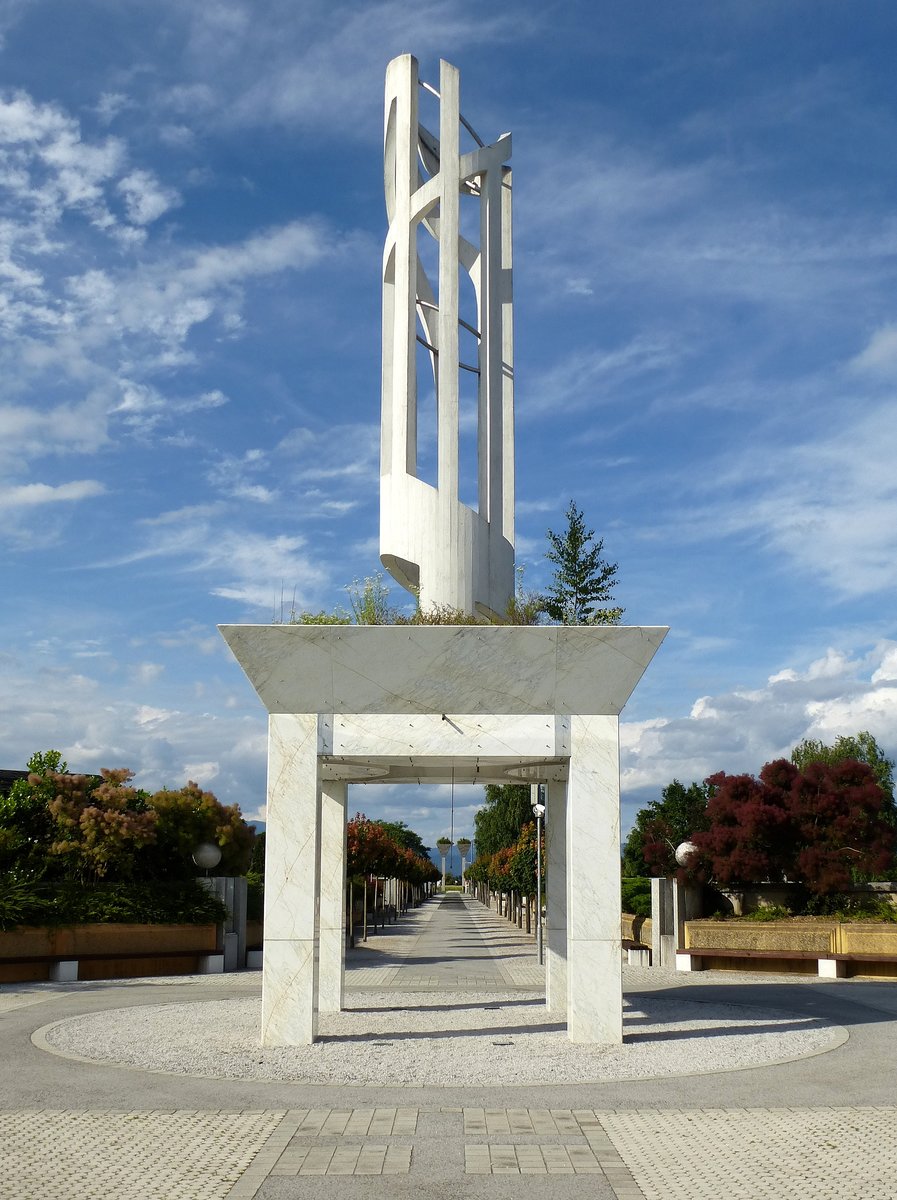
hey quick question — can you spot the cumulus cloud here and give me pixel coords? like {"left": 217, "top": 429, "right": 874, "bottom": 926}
{"left": 621, "top": 641, "right": 897, "bottom": 810}
{"left": 116, "top": 168, "right": 181, "bottom": 225}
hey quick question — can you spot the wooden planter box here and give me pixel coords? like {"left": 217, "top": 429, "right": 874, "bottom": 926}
{"left": 0, "top": 923, "right": 218, "bottom": 983}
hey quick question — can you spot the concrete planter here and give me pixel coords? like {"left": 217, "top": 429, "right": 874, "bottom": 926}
{"left": 835, "top": 922, "right": 897, "bottom": 956}
{"left": 685, "top": 920, "right": 838, "bottom": 954}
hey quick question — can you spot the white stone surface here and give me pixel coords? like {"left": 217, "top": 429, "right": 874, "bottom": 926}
{"left": 219, "top": 625, "right": 667, "bottom": 716}
{"left": 381, "top": 55, "right": 514, "bottom": 619}
{"left": 326, "top": 713, "right": 566, "bottom": 758}
{"left": 262, "top": 713, "right": 320, "bottom": 1045}
{"left": 676, "top": 952, "right": 702, "bottom": 972}
{"left": 318, "top": 780, "right": 347, "bottom": 1012}
{"left": 566, "top": 715, "right": 622, "bottom": 1043}
{"left": 544, "top": 777, "right": 567, "bottom": 1014}
{"left": 818, "top": 957, "right": 846, "bottom": 979}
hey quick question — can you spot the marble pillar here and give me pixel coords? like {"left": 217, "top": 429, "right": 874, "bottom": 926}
{"left": 261, "top": 712, "right": 321, "bottom": 1046}
{"left": 566, "top": 714, "right": 623, "bottom": 1044}
{"left": 318, "top": 779, "right": 347, "bottom": 1012}
{"left": 544, "top": 777, "right": 568, "bottom": 1013}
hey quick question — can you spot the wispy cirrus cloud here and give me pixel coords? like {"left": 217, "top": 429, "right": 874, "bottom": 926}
{"left": 118, "top": 505, "right": 332, "bottom": 611}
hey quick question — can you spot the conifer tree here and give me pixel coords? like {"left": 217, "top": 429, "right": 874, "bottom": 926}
{"left": 542, "top": 500, "right": 623, "bottom": 624}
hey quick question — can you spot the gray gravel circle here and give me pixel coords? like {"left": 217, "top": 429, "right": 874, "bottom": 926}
{"left": 36, "top": 989, "right": 846, "bottom": 1086}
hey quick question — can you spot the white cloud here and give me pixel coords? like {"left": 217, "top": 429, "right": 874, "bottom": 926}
{"left": 120, "top": 507, "right": 331, "bottom": 612}
{"left": 0, "top": 479, "right": 106, "bottom": 509}
{"left": 622, "top": 641, "right": 897, "bottom": 804}
{"left": 520, "top": 336, "right": 681, "bottom": 418}
{"left": 116, "top": 168, "right": 181, "bottom": 225}
{"left": 133, "top": 662, "right": 164, "bottom": 684}
{"left": 165, "top": 1, "right": 532, "bottom": 135}
{"left": 0, "top": 651, "right": 269, "bottom": 821}
{"left": 850, "top": 325, "right": 897, "bottom": 376}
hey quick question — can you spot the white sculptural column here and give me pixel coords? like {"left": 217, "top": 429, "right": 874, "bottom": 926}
{"left": 261, "top": 712, "right": 321, "bottom": 1045}
{"left": 566, "top": 715, "right": 623, "bottom": 1043}
{"left": 380, "top": 54, "right": 515, "bottom": 619}
{"left": 318, "top": 779, "right": 347, "bottom": 1012}
{"left": 544, "top": 777, "right": 568, "bottom": 1013}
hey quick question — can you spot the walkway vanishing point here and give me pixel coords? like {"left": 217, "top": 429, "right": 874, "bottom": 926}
{"left": 3, "top": 892, "right": 897, "bottom": 1198}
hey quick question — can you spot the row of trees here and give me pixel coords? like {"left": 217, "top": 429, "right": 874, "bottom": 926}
{"left": 346, "top": 814, "right": 438, "bottom": 888}
{"left": 623, "top": 732, "right": 896, "bottom": 896}
{"left": 466, "top": 819, "right": 542, "bottom": 897}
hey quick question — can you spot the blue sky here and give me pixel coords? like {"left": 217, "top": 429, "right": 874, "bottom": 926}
{"left": 2, "top": 0, "right": 897, "bottom": 862}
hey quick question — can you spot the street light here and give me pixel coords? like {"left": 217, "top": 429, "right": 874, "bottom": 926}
{"left": 435, "top": 837, "right": 452, "bottom": 891}
{"left": 192, "top": 841, "right": 222, "bottom": 877}
{"left": 531, "top": 787, "right": 545, "bottom": 966}
{"left": 456, "top": 837, "right": 471, "bottom": 889}
{"left": 675, "top": 841, "right": 698, "bottom": 867}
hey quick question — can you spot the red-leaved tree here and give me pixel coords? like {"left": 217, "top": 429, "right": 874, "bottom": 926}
{"left": 692, "top": 758, "right": 894, "bottom": 894}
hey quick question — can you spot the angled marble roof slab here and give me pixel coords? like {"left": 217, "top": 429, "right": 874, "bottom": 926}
{"left": 218, "top": 625, "right": 667, "bottom": 717}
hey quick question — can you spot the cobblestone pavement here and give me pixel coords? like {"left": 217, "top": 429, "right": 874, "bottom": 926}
{"left": 5, "top": 1104, "right": 896, "bottom": 1197}
{"left": 4, "top": 895, "right": 897, "bottom": 1198}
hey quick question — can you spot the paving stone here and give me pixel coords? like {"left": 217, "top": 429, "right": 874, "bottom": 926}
{"left": 0, "top": 1109, "right": 284, "bottom": 1200}
{"left": 601, "top": 1107, "right": 897, "bottom": 1200}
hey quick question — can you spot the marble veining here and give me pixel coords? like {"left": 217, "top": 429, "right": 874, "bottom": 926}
{"left": 218, "top": 625, "right": 667, "bottom": 716}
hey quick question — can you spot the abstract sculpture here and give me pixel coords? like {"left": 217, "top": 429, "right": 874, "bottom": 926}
{"left": 381, "top": 54, "right": 514, "bottom": 619}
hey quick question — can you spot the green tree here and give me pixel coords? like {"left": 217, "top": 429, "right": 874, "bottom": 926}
{"left": 791, "top": 732, "right": 894, "bottom": 813}
{"left": 473, "top": 784, "right": 533, "bottom": 860}
{"left": 0, "top": 750, "right": 73, "bottom": 880}
{"left": 373, "top": 820, "right": 430, "bottom": 859}
{"left": 143, "top": 780, "right": 255, "bottom": 878}
{"left": 542, "top": 500, "right": 623, "bottom": 624}
{"left": 622, "top": 780, "right": 710, "bottom": 877}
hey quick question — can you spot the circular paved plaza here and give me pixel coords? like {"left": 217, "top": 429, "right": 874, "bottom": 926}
{"left": 3, "top": 893, "right": 897, "bottom": 1199}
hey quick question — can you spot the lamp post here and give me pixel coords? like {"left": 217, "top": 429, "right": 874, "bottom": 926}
{"left": 531, "top": 787, "right": 545, "bottom": 966}
{"left": 456, "top": 837, "right": 471, "bottom": 889}
{"left": 436, "top": 838, "right": 452, "bottom": 891}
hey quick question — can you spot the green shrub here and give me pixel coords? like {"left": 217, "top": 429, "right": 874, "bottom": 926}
{"left": 246, "top": 871, "right": 264, "bottom": 922}
{"left": 801, "top": 892, "right": 897, "bottom": 922}
{"left": 0, "top": 877, "right": 227, "bottom": 931}
{"left": 621, "top": 876, "right": 652, "bottom": 918}
{"left": 743, "top": 904, "right": 792, "bottom": 921}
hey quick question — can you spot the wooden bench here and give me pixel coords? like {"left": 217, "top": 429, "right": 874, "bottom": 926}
{"left": 0, "top": 948, "right": 223, "bottom": 982}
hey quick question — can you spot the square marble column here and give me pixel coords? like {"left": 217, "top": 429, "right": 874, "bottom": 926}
{"left": 566, "top": 714, "right": 623, "bottom": 1044}
{"left": 544, "top": 777, "right": 567, "bottom": 1013}
{"left": 261, "top": 712, "right": 321, "bottom": 1045}
{"left": 319, "top": 779, "right": 347, "bottom": 1012}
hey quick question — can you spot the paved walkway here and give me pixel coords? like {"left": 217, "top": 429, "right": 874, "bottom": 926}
{"left": 2, "top": 893, "right": 897, "bottom": 1198}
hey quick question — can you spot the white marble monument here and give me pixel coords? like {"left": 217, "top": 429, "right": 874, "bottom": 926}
{"left": 219, "top": 56, "right": 668, "bottom": 1048}
{"left": 381, "top": 54, "right": 514, "bottom": 619}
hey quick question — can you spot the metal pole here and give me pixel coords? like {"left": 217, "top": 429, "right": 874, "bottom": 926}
{"left": 536, "top": 806, "right": 543, "bottom": 966}
{"left": 531, "top": 784, "right": 544, "bottom": 966}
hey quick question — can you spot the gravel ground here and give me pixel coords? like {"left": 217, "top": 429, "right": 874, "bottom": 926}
{"left": 36, "top": 987, "right": 846, "bottom": 1086}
